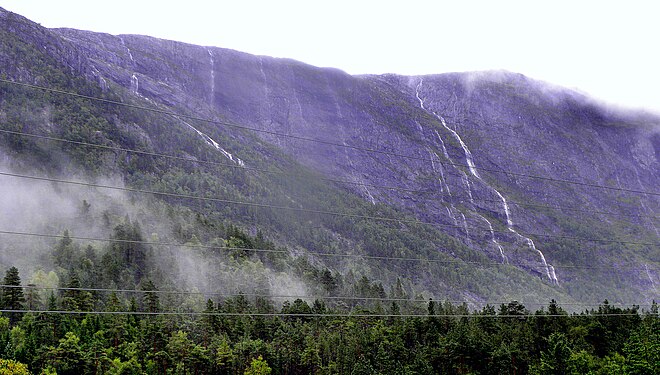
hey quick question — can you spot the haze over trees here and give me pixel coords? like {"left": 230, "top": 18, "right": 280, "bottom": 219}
{"left": 0, "top": 6, "right": 658, "bottom": 374}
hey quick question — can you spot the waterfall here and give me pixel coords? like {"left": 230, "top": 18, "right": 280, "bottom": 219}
{"left": 645, "top": 264, "right": 658, "bottom": 293}
{"left": 433, "top": 130, "right": 451, "bottom": 160}
{"left": 477, "top": 213, "right": 508, "bottom": 263}
{"left": 430, "top": 150, "right": 462, "bottom": 226}
{"left": 91, "top": 66, "right": 107, "bottom": 92}
{"left": 493, "top": 189, "right": 514, "bottom": 227}
{"left": 634, "top": 169, "right": 660, "bottom": 236}
{"left": 460, "top": 212, "right": 471, "bottom": 243}
{"left": 177, "top": 118, "right": 244, "bottom": 166}
{"left": 362, "top": 184, "right": 376, "bottom": 205}
{"left": 130, "top": 74, "right": 139, "bottom": 95}
{"left": 416, "top": 79, "right": 558, "bottom": 284}
{"left": 461, "top": 173, "right": 474, "bottom": 205}
{"left": 445, "top": 206, "right": 459, "bottom": 228}
{"left": 427, "top": 149, "right": 438, "bottom": 176}
{"left": 207, "top": 48, "right": 215, "bottom": 105}
{"left": 428, "top": 148, "right": 452, "bottom": 196}
{"left": 120, "top": 37, "right": 135, "bottom": 64}
{"left": 343, "top": 147, "right": 376, "bottom": 205}
{"left": 438, "top": 115, "right": 480, "bottom": 178}
{"left": 415, "top": 80, "right": 426, "bottom": 110}
{"left": 524, "top": 237, "right": 556, "bottom": 283}
{"left": 121, "top": 36, "right": 141, "bottom": 97}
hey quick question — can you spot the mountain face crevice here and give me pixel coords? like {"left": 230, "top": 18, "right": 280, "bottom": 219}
{"left": 1, "top": 7, "right": 658, "bottom": 304}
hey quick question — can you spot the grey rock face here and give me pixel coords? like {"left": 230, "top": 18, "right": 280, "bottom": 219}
{"left": 2, "top": 6, "right": 658, "bottom": 302}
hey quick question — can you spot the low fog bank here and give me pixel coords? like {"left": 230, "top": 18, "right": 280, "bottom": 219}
{"left": 0, "top": 157, "right": 313, "bottom": 308}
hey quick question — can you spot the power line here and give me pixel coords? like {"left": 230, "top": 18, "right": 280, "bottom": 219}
{"left": 2, "top": 284, "right": 655, "bottom": 307}
{"left": 0, "top": 128, "right": 421, "bottom": 193}
{"left": 0, "top": 72, "right": 655, "bottom": 321}
{"left": 1, "top": 128, "right": 656, "bottom": 220}
{"left": 0, "top": 309, "right": 649, "bottom": 318}
{"left": 2, "top": 78, "right": 659, "bottom": 197}
{"left": 1, "top": 171, "right": 658, "bottom": 247}
{"left": 0, "top": 170, "right": 462, "bottom": 228}
{"left": 0, "top": 229, "right": 657, "bottom": 270}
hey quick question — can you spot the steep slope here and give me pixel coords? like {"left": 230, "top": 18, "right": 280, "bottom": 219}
{"left": 1, "top": 7, "right": 658, "bottom": 307}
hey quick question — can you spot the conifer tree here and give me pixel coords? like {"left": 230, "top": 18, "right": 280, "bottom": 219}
{"left": 2, "top": 266, "right": 25, "bottom": 311}
{"left": 24, "top": 284, "right": 40, "bottom": 310}
{"left": 53, "top": 230, "right": 76, "bottom": 270}
{"left": 141, "top": 279, "right": 160, "bottom": 313}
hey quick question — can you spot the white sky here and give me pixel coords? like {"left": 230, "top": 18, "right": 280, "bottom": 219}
{"left": 3, "top": 0, "right": 660, "bottom": 112}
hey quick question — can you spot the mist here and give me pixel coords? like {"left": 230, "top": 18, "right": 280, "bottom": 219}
{"left": 0, "top": 155, "right": 313, "bottom": 309}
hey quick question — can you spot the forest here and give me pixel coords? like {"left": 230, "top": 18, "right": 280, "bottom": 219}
{"left": 0, "top": 12, "right": 659, "bottom": 374}
{"left": 0, "top": 228, "right": 657, "bottom": 375}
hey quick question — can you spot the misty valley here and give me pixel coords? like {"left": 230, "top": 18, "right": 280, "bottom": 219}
{"left": 0, "top": 6, "right": 658, "bottom": 375}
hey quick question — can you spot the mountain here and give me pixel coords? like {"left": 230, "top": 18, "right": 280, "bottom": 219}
{"left": 0, "top": 7, "right": 658, "bottom": 308}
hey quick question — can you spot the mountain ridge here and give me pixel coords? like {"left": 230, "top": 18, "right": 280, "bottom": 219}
{"left": 0, "top": 6, "right": 658, "bottom": 306}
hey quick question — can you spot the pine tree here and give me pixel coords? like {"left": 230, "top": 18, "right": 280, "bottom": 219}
{"left": 24, "top": 284, "right": 41, "bottom": 310}
{"left": 53, "top": 230, "right": 76, "bottom": 270}
{"left": 2, "top": 266, "right": 25, "bottom": 311}
{"left": 538, "top": 332, "right": 571, "bottom": 375}
{"left": 59, "top": 271, "right": 94, "bottom": 312}
{"left": 141, "top": 280, "right": 160, "bottom": 313}
{"left": 320, "top": 269, "right": 337, "bottom": 294}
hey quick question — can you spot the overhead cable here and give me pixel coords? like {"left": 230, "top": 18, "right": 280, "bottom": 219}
{"left": 1, "top": 284, "right": 654, "bottom": 307}
{"left": 1, "top": 128, "right": 656, "bottom": 220}
{"left": 0, "top": 171, "right": 657, "bottom": 247}
{"left": 0, "top": 309, "right": 648, "bottom": 318}
{"left": 1, "top": 79, "right": 658, "bottom": 197}
{"left": 0, "top": 229, "right": 657, "bottom": 270}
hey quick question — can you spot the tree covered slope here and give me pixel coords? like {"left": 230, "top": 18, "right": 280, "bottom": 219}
{"left": 0, "top": 6, "right": 658, "bottom": 312}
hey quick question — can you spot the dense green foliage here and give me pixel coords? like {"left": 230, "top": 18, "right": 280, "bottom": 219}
{"left": 0, "top": 264, "right": 658, "bottom": 374}
{"left": 1, "top": 10, "right": 659, "bottom": 374}
{"left": 2, "top": 9, "right": 658, "bottom": 309}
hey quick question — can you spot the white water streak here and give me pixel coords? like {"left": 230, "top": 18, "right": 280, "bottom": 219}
{"left": 460, "top": 212, "right": 470, "bottom": 243}
{"left": 429, "top": 150, "right": 464, "bottom": 228}
{"left": 427, "top": 149, "right": 438, "bottom": 174}
{"left": 178, "top": 118, "right": 244, "bottom": 166}
{"left": 633, "top": 169, "right": 660, "bottom": 236}
{"left": 462, "top": 173, "right": 474, "bottom": 205}
{"left": 259, "top": 57, "right": 270, "bottom": 99}
{"left": 645, "top": 264, "right": 658, "bottom": 293}
{"left": 434, "top": 130, "right": 451, "bottom": 160}
{"left": 428, "top": 149, "right": 450, "bottom": 195}
{"left": 415, "top": 81, "right": 426, "bottom": 110}
{"left": 121, "top": 37, "right": 140, "bottom": 96}
{"left": 130, "top": 74, "right": 139, "bottom": 95}
{"left": 446, "top": 207, "right": 458, "bottom": 227}
{"left": 417, "top": 79, "right": 557, "bottom": 284}
{"left": 120, "top": 37, "right": 135, "bottom": 64}
{"left": 342, "top": 145, "right": 375, "bottom": 205}
{"left": 438, "top": 115, "right": 480, "bottom": 179}
{"left": 207, "top": 48, "right": 215, "bottom": 105}
{"left": 525, "top": 237, "right": 554, "bottom": 282}
{"left": 91, "top": 66, "right": 107, "bottom": 91}
{"left": 477, "top": 214, "right": 508, "bottom": 263}
{"left": 494, "top": 189, "right": 514, "bottom": 227}
{"left": 363, "top": 183, "right": 376, "bottom": 205}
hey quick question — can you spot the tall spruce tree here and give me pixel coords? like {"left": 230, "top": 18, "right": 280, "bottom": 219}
{"left": 53, "top": 230, "right": 75, "bottom": 270}
{"left": 2, "top": 266, "right": 25, "bottom": 324}
{"left": 2, "top": 266, "right": 25, "bottom": 310}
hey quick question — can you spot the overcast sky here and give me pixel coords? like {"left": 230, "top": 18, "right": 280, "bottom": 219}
{"left": 3, "top": 0, "right": 659, "bottom": 112}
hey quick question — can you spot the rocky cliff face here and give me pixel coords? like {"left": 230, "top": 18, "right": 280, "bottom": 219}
{"left": 1, "top": 7, "right": 658, "bottom": 304}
